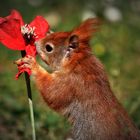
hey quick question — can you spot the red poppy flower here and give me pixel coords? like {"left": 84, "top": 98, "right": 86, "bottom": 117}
{"left": 0, "top": 10, "right": 50, "bottom": 79}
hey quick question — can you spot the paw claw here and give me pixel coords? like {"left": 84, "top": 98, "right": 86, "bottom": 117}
{"left": 14, "top": 56, "right": 37, "bottom": 74}
{"left": 14, "top": 59, "right": 23, "bottom": 65}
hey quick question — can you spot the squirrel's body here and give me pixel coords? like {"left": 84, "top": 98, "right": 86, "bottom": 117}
{"left": 35, "top": 54, "right": 140, "bottom": 140}
{"left": 15, "top": 18, "right": 140, "bottom": 140}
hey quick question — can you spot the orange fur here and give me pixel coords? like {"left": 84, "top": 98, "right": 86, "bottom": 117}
{"left": 16, "top": 18, "right": 140, "bottom": 140}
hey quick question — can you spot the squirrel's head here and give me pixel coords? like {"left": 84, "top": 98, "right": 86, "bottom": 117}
{"left": 35, "top": 18, "right": 99, "bottom": 71}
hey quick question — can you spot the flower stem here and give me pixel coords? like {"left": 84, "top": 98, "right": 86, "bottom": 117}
{"left": 29, "top": 98, "right": 36, "bottom": 140}
{"left": 21, "top": 51, "right": 36, "bottom": 140}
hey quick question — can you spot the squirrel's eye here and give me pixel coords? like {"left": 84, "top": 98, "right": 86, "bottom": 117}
{"left": 45, "top": 43, "right": 54, "bottom": 53}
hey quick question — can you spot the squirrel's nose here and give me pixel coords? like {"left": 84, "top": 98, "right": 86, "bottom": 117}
{"left": 34, "top": 41, "right": 39, "bottom": 47}
{"left": 34, "top": 40, "right": 42, "bottom": 54}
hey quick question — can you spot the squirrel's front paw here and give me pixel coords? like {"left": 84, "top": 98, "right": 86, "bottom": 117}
{"left": 14, "top": 55, "right": 39, "bottom": 75}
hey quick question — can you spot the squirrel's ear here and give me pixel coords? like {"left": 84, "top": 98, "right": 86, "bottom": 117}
{"left": 72, "top": 18, "right": 100, "bottom": 44}
{"left": 68, "top": 35, "right": 79, "bottom": 49}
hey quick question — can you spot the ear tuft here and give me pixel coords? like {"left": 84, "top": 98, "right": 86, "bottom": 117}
{"left": 72, "top": 18, "right": 100, "bottom": 44}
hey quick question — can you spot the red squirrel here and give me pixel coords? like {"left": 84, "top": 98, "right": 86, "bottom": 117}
{"left": 15, "top": 19, "right": 140, "bottom": 140}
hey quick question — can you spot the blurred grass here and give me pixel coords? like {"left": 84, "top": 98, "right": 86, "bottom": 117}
{"left": 0, "top": 0, "right": 140, "bottom": 139}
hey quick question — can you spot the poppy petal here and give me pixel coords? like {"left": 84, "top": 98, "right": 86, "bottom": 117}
{"left": 0, "top": 18, "right": 25, "bottom": 50}
{"left": 7, "top": 9, "right": 24, "bottom": 25}
{"left": 15, "top": 67, "right": 31, "bottom": 79}
{"left": 30, "top": 16, "right": 50, "bottom": 39}
{"left": 25, "top": 45, "right": 37, "bottom": 57}
{"left": 0, "top": 17, "right": 6, "bottom": 24}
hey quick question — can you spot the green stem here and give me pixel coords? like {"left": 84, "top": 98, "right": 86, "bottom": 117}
{"left": 29, "top": 98, "right": 36, "bottom": 140}
{"left": 21, "top": 51, "right": 36, "bottom": 140}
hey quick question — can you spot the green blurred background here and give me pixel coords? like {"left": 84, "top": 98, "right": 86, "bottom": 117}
{"left": 0, "top": 0, "right": 140, "bottom": 139}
